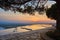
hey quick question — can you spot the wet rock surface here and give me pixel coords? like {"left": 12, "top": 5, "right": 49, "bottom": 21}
{"left": 0, "top": 31, "right": 42, "bottom": 40}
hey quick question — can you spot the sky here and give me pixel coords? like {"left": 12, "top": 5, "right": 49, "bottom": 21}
{"left": 0, "top": 1, "right": 56, "bottom": 23}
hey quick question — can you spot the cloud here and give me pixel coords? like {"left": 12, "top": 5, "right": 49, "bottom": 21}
{"left": 0, "top": 1, "right": 56, "bottom": 23}
{"left": 45, "top": 1, "right": 56, "bottom": 8}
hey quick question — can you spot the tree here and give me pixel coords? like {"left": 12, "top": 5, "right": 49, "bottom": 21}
{"left": 0, "top": 0, "right": 48, "bottom": 13}
{"left": 46, "top": 0, "right": 60, "bottom": 30}
{"left": 1, "top": 0, "right": 59, "bottom": 30}
{"left": 46, "top": 0, "right": 60, "bottom": 39}
{"left": 0, "top": 0, "right": 32, "bottom": 4}
{"left": 1, "top": 0, "right": 60, "bottom": 39}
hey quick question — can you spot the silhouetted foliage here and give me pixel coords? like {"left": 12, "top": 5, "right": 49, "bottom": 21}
{"left": 46, "top": 0, "right": 60, "bottom": 39}
{"left": 54, "top": 0, "right": 60, "bottom": 4}
{"left": 1, "top": 0, "right": 60, "bottom": 38}
{"left": 46, "top": 4, "right": 57, "bottom": 20}
{"left": 0, "top": 0, "right": 32, "bottom": 4}
{"left": 46, "top": 0, "right": 60, "bottom": 31}
{"left": 0, "top": 0, "right": 48, "bottom": 15}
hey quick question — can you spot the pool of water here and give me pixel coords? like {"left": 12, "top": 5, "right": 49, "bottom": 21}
{"left": 0, "top": 27, "right": 5, "bottom": 30}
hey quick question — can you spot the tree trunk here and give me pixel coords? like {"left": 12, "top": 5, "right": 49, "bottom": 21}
{"left": 56, "top": 19, "right": 60, "bottom": 30}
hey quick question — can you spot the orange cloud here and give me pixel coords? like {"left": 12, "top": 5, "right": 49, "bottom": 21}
{"left": 0, "top": 12, "right": 55, "bottom": 22}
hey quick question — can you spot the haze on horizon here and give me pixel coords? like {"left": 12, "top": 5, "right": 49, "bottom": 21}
{"left": 0, "top": 1, "right": 56, "bottom": 24}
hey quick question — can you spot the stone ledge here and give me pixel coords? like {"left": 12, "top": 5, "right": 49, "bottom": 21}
{"left": 0, "top": 30, "right": 42, "bottom": 40}
{"left": 40, "top": 31, "right": 54, "bottom": 40}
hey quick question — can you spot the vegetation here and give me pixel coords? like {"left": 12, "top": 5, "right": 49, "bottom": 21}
{"left": 0, "top": 0, "right": 60, "bottom": 39}
{"left": 46, "top": 0, "right": 60, "bottom": 30}
{"left": 0, "top": 0, "right": 47, "bottom": 14}
{"left": 46, "top": 0, "right": 60, "bottom": 39}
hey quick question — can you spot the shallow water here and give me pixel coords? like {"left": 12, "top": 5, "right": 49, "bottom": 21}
{"left": 0, "top": 27, "right": 5, "bottom": 30}
{"left": 0, "top": 1, "right": 56, "bottom": 30}
{"left": 0, "top": 24, "right": 54, "bottom": 30}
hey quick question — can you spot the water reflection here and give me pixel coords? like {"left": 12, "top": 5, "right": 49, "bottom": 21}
{"left": 20, "top": 24, "right": 52, "bottom": 30}
{"left": 0, "top": 24, "right": 54, "bottom": 31}
{"left": 0, "top": 27, "right": 5, "bottom": 30}
{"left": 5, "top": 24, "right": 52, "bottom": 32}
{"left": 12, "top": 24, "right": 54, "bottom": 32}
{"left": 0, "top": 0, "right": 56, "bottom": 31}
{"left": 0, "top": 7, "right": 56, "bottom": 30}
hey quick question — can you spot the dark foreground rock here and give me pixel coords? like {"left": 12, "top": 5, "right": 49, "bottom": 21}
{"left": 0, "top": 31, "right": 42, "bottom": 40}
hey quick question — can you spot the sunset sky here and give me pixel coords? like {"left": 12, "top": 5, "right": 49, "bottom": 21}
{"left": 0, "top": 1, "right": 56, "bottom": 23}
